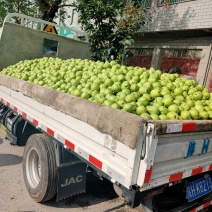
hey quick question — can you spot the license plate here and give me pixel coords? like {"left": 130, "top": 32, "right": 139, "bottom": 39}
{"left": 186, "top": 176, "right": 212, "bottom": 202}
{"left": 0, "top": 124, "right": 6, "bottom": 136}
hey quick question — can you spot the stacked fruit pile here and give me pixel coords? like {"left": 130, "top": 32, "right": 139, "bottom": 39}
{"left": 1, "top": 57, "right": 211, "bottom": 120}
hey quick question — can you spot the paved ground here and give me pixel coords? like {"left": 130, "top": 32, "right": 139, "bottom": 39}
{"left": 0, "top": 133, "right": 211, "bottom": 212}
{"left": 0, "top": 136, "right": 136, "bottom": 212}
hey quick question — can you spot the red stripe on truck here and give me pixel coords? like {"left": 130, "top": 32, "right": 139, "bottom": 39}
{"left": 47, "top": 128, "right": 54, "bottom": 137}
{"left": 22, "top": 112, "right": 27, "bottom": 118}
{"left": 33, "top": 119, "right": 38, "bottom": 126}
{"left": 169, "top": 172, "right": 183, "bottom": 183}
{"left": 89, "top": 155, "right": 102, "bottom": 169}
{"left": 191, "top": 167, "right": 203, "bottom": 176}
{"left": 182, "top": 122, "right": 196, "bottom": 132}
{"left": 14, "top": 106, "right": 17, "bottom": 112}
{"left": 209, "top": 164, "right": 212, "bottom": 171}
{"left": 144, "top": 166, "right": 153, "bottom": 183}
{"left": 203, "top": 201, "right": 211, "bottom": 208}
{"left": 6, "top": 102, "right": 10, "bottom": 107}
{"left": 189, "top": 200, "right": 212, "bottom": 212}
{"left": 65, "top": 139, "right": 75, "bottom": 151}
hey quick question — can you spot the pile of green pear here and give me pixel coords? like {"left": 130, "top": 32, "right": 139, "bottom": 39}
{"left": 1, "top": 57, "right": 211, "bottom": 120}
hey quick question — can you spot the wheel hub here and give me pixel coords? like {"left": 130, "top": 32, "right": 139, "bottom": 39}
{"left": 26, "top": 148, "right": 41, "bottom": 188}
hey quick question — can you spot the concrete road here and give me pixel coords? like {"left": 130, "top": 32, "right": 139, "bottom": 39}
{"left": 0, "top": 135, "right": 136, "bottom": 212}
{"left": 0, "top": 133, "right": 211, "bottom": 212}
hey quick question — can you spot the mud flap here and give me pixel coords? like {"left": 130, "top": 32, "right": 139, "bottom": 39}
{"left": 57, "top": 162, "right": 87, "bottom": 201}
{"left": 55, "top": 142, "right": 87, "bottom": 201}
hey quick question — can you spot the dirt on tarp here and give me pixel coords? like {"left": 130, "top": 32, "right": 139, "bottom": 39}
{"left": 1, "top": 73, "right": 212, "bottom": 149}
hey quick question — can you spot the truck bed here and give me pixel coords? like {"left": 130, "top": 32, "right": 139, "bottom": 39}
{"left": 0, "top": 73, "right": 146, "bottom": 149}
{"left": 0, "top": 73, "right": 212, "bottom": 192}
{"left": 1, "top": 73, "right": 212, "bottom": 146}
{"left": 0, "top": 73, "right": 144, "bottom": 189}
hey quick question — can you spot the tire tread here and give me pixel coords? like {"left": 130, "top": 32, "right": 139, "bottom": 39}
{"left": 22, "top": 133, "right": 58, "bottom": 202}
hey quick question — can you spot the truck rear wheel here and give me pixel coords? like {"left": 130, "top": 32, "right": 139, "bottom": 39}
{"left": 113, "top": 184, "right": 123, "bottom": 197}
{"left": 22, "top": 134, "right": 58, "bottom": 202}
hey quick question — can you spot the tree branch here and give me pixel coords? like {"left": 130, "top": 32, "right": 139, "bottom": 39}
{"left": 36, "top": 0, "right": 50, "bottom": 12}
{"left": 36, "top": 0, "right": 62, "bottom": 21}
{"left": 48, "top": 0, "right": 63, "bottom": 20}
{"left": 58, "top": 4, "right": 74, "bottom": 8}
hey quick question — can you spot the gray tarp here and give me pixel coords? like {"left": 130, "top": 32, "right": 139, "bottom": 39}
{"left": 1, "top": 73, "right": 212, "bottom": 149}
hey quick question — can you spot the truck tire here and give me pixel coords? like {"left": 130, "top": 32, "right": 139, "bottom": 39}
{"left": 152, "top": 188, "right": 186, "bottom": 211}
{"left": 22, "top": 134, "right": 58, "bottom": 202}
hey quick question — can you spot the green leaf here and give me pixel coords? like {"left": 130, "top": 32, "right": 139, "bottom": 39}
{"left": 74, "top": 0, "right": 151, "bottom": 63}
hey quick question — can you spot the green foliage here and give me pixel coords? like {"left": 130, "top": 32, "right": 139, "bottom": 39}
{"left": 0, "top": 0, "right": 150, "bottom": 63}
{"left": 56, "top": 0, "right": 72, "bottom": 26}
{"left": 0, "top": 0, "right": 71, "bottom": 27}
{"left": 0, "top": 0, "right": 37, "bottom": 27}
{"left": 74, "top": 0, "right": 150, "bottom": 63}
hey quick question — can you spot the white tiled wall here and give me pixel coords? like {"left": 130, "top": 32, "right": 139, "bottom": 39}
{"left": 141, "top": 0, "right": 212, "bottom": 32}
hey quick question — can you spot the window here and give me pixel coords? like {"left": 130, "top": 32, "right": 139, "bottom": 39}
{"left": 158, "top": 0, "right": 195, "bottom": 6}
{"left": 125, "top": 48, "right": 154, "bottom": 68}
{"left": 134, "top": 48, "right": 154, "bottom": 56}
{"left": 138, "top": 0, "right": 153, "bottom": 8}
{"left": 161, "top": 49, "right": 202, "bottom": 59}
{"left": 159, "top": 48, "right": 202, "bottom": 77}
{"left": 43, "top": 38, "right": 58, "bottom": 57}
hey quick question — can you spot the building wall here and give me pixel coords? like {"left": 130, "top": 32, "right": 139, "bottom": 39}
{"left": 141, "top": 0, "right": 212, "bottom": 32}
{"left": 0, "top": 23, "right": 90, "bottom": 70}
{"left": 55, "top": 0, "right": 81, "bottom": 32}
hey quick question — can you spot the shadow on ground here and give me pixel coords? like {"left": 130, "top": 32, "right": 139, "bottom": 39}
{"left": 0, "top": 154, "right": 22, "bottom": 167}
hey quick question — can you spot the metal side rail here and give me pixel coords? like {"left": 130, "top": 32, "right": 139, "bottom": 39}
{"left": 3, "top": 13, "right": 88, "bottom": 41}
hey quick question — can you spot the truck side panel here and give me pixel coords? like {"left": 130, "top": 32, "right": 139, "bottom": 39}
{"left": 139, "top": 132, "right": 212, "bottom": 191}
{"left": 8, "top": 87, "right": 134, "bottom": 162}
{"left": 0, "top": 85, "right": 145, "bottom": 189}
